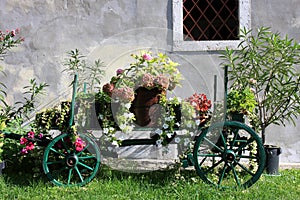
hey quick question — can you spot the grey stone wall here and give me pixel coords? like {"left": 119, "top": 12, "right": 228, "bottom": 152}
{"left": 0, "top": 0, "right": 299, "bottom": 163}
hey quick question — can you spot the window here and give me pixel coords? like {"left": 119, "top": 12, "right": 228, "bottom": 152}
{"left": 173, "top": 0, "right": 251, "bottom": 51}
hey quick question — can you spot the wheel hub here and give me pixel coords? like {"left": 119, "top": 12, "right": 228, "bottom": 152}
{"left": 224, "top": 150, "right": 236, "bottom": 162}
{"left": 66, "top": 153, "right": 78, "bottom": 167}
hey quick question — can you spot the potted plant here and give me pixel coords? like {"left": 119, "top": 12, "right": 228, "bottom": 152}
{"left": 226, "top": 87, "right": 257, "bottom": 123}
{"left": 221, "top": 26, "right": 300, "bottom": 174}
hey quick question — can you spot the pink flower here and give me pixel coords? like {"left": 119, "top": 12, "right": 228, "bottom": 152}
{"left": 38, "top": 133, "right": 43, "bottom": 139}
{"left": 75, "top": 138, "right": 86, "bottom": 151}
{"left": 10, "top": 30, "right": 16, "bottom": 37}
{"left": 21, "top": 148, "right": 28, "bottom": 154}
{"left": 112, "top": 87, "right": 135, "bottom": 102}
{"left": 142, "top": 53, "right": 152, "bottom": 61}
{"left": 26, "top": 142, "right": 35, "bottom": 150}
{"left": 20, "top": 137, "right": 28, "bottom": 145}
{"left": 27, "top": 131, "right": 35, "bottom": 138}
{"left": 154, "top": 74, "right": 169, "bottom": 90}
{"left": 141, "top": 73, "right": 154, "bottom": 88}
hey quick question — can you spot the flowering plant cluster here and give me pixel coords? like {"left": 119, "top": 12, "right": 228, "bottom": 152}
{"left": 97, "top": 51, "right": 199, "bottom": 146}
{"left": 186, "top": 93, "right": 212, "bottom": 126}
{"left": 19, "top": 130, "right": 85, "bottom": 154}
{"left": 0, "top": 28, "right": 24, "bottom": 60}
{"left": 19, "top": 131, "right": 43, "bottom": 154}
{"left": 103, "top": 51, "right": 183, "bottom": 101}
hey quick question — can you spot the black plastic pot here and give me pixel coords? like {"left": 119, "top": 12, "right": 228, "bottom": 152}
{"left": 264, "top": 145, "right": 282, "bottom": 175}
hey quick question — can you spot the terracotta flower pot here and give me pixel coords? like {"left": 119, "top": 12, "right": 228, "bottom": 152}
{"left": 130, "top": 87, "right": 165, "bottom": 127}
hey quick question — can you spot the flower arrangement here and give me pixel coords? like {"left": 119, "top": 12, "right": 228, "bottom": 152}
{"left": 97, "top": 51, "right": 196, "bottom": 145}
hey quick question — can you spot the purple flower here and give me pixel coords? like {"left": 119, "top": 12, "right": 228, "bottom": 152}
{"left": 116, "top": 69, "right": 124, "bottom": 75}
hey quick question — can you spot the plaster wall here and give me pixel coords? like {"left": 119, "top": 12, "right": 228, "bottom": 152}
{"left": 0, "top": 0, "right": 299, "bottom": 163}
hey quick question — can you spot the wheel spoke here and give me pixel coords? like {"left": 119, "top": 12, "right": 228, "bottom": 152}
{"left": 61, "top": 138, "right": 71, "bottom": 154}
{"left": 46, "top": 160, "right": 64, "bottom": 165}
{"left": 75, "top": 166, "right": 84, "bottom": 182}
{"left": 50, "top": 147, "right": 65, "bottom": 157}
{"left": 235, "top": 137, "right": 254, "bottom": 153}
{"left": 203, "top": 159, "right": 224, "bottom": 175}
{"left": 235, "top": 161, "right": 255, "bottom": 176}
{"left": 77, "top": 142, "right": 91, "bottom": 156}
{"left": 218, "top": 164, "right": 227, "bottom": 186}
{"left": 67, "top": 168, "right": 73, "bottom": 185}
{"left": 219, "top": 130, "right": 227, "bottom": 149}
{"left": 203, "top": 137, "right": 223, "bottom": 153}
{"left": 230, "top": 163, "right": 241, "bottom": 187}
{"left": 78, "top": 162, "right": 94, "bottom": 171}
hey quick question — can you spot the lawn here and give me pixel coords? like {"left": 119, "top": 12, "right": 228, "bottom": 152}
{"left": 0, "top": 165, "right": 299, "bottom": 200}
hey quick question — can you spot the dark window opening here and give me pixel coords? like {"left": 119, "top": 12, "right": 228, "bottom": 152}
{"left": 183, "top": 0, "right": 239, "bottom": 41}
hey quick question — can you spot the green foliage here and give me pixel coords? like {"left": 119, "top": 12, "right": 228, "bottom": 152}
{"left": 34, "top": 101, "right": 71, "bottom": 134}
{"left": 63, "top": 49, "right": 106, "bottom": 93}
{"left": 227, "top": 87, "right": 257, "bottom": 115}
{"left": 221, "top": 26, "right": 300, "bottom": 142}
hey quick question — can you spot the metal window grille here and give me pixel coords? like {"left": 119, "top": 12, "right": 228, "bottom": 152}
{"left": 183, "top": 0, "right": 239, "bottom": 41}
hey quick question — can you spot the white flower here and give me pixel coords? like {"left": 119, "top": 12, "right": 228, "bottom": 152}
{"left": 195, "top": 119, "right": 200, "bottom": 126}
{"left": 167, "top": 133, "right": 173, "bottom": 138}
{"left": 156, "top": 139, "right": 162, "bottom": 146}
{"left": 175, "top": 137, "right": 181, "bottom": 143}
{"left": 184, "top": 138, "right": 190, "bottom": 146}
{"left": 119, "top": 124, "right": 126, "bottom": 130}
{"left": 112, "top": 140, "right": 119, "bottom": 146}
{"left": 189, "top": 131, "right": 194, "bottom": 137}
{"left": 175, "top": 122, "right": 180, "bottom": 127}
{"left": 103, "top": 128, "right": 109, "bottom": 134}
{"left": 107, "top": 147, "right": 113, "bottom": 151}
{"left": 155, "top": 129, "right": 163, "bottom": 135}
{"left": 249, "top": 78, "right": 257, "bottom": 84}
{"left": 182, "top": 129, "right": 188, "bottom": 135}
{"left": 124, "top": 103, "right": 131, "bottom": 109}
{"left": 163, "top": 124, "right": 169, "bottom": 129}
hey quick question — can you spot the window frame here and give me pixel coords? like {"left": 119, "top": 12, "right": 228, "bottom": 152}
{"left": 172, "top": 0, "right": 251, "bottom": 51}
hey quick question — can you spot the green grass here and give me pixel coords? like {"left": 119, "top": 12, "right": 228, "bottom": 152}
{"left": 0, "top": 166, "right": 299, "bottom": 200}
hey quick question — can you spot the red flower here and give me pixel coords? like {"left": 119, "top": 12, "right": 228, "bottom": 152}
{"left": 20, "top": 137, "right": 28, "bottom": 145}
{"left": 26, "top": 142, "right": 35, "bottom": 150}
{"left": 186, "top": 93, "right": 212, "bottom": 114}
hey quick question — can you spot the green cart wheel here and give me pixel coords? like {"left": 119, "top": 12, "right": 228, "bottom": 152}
{"left": 43, "top": 133, "right": 101, "bottom": 187}
{"left": 193, "top": 121, "right": 266, "bottom": 189}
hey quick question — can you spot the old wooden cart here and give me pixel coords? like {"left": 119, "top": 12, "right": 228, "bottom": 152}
{"left": 2, "top": 67, "right": 266, "bottom": 189}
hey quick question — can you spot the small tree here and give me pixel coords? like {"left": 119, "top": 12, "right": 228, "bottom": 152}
{"left": 221, "top": 27, "right": 300, "bottom": 144}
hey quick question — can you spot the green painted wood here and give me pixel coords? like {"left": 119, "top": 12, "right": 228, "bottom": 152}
{"left": 193, "top": 121, "right": 266, "bottom": 189}
{"left": 43, "top": 133, "right": 101, "bottom": 187}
